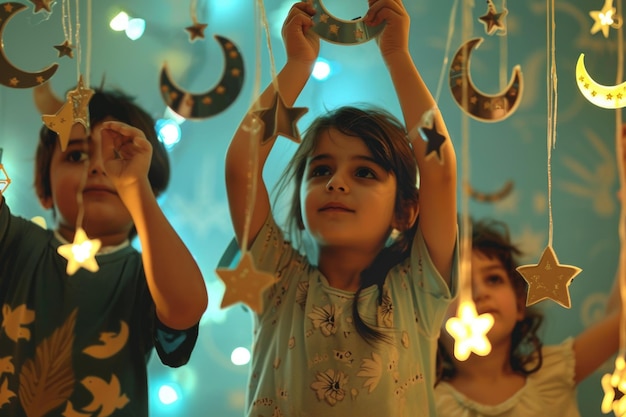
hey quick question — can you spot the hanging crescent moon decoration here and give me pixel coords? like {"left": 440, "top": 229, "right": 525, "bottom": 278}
{"left": 464, "top": 180, "right": 514, "bottom": 203}
{"left": 576, "top": 53, "right": 626, "bottom": 109}
{"left": 449, "top": 38, "right": 522, "bottom": 122}
{"left": 0, "top": 2, "right": 59, "bottom": 88}
{"left": 308, "top": 0, "right": 385, "bottom": 45}
{"left": 159, "top": 35, "right": 244, "bottom": 120}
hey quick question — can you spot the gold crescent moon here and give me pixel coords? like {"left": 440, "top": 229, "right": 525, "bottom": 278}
{"left": 464, "top": 180, "right": 514, "bottom": 203}
{"left": 309, "top": 0, "right": 385, "bottom": 45}
{"left": 159, "top": 35, "right": 244, "bottom": 120}
{"left": 0, "top": 2, "right": 59, "bottom": 88}
{"left": 449, "top": 38, "right": 522, "bottom": 122}
{"left": 575, "top": 53, "right": 626, "bottom": 109}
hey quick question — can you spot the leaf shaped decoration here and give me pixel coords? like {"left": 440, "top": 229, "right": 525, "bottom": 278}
{"left": 19, "top": 309, "right": 77, "bottom": 417}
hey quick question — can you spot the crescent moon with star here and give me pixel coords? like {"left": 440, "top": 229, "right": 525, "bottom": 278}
{"left": 0, "top": 2, "right": 59, "bottom": 88}
{"left": 576, "top": 53, "right": 626, "bottom": 109}
{"left": 449, "top": 38, "right": 523, "bottom": 122}
{"left": 308, "top": 0, "right": 385, "bottom": 45}
{"left": 159, "top": 35, "right": 244, "bottom": 120}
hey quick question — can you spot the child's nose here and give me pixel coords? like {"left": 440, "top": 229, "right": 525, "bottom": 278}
{"left": 326, "top": 174, "right": 349, "bottom": 192}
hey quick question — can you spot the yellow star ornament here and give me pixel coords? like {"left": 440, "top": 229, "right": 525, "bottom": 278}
{"left": 590, "top": 0, "right": 617, "bottom": 38}
{"left": 445, "top": 301, "right": 494, "bottom": 361}
{"left": 516, "top": 245, "right": 582, "bottom": 309}
{"left": 215, "top": 251, "right": 276, "bottom": 314}
{"left": 57, "top": 227, "right": 101, "bottom": 275}
{"left": 601, "top": 356, "right": 626, "bottom": 415}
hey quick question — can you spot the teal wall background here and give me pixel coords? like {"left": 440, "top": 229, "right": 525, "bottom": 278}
{"left": 0, "top": 0, "right": 622, "bottom": 416}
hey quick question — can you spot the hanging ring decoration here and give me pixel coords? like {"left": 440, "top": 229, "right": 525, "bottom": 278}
{"left": 308, "top": 0, "right": 385, "bottom": 45}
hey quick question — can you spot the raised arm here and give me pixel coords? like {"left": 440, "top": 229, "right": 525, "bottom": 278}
{"left": 366, "top": 0, "right": 457, "bottom": 284}
{"left": 225, "top": 2, "right": 320, "bottom": 248}
{"left": 101, "top": 121, "right": 208, "bottom": 331}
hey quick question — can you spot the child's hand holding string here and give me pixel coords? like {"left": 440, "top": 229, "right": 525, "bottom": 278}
{"left": 282, "top": 2, "right": 320, "bottom": 68}
{"left": 100, "top": 120, "right": 153, "bottom": 197}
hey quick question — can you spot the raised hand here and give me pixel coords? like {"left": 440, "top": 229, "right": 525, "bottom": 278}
{"left": 365, "top": 0, "right": 410, "bottom": 61}
{"left": 282, "top": 2, "right": 320, "bottom": 67}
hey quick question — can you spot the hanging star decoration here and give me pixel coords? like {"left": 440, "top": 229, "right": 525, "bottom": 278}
{"left": 54, "top": 40, "right": 74, "bottom": 58}
{"left": 590, "top": 0, "right": 618, "bottom": 38}
{"left": 601, "top": 356, "right": 626, "bottom": 415}
{"left": 516, "top": 245, "right": 582, "bottom": 309}
{"left": 28, "top": 0, "right": 53, "bottom": 13}
{"left": 478, "top": 0, "right": 508, "bottom": 36}
{"left": 42, "top": 76, "right": 94, "bottom": 151}
{"left": 215, "top": 251, "right": 276, "bottom": 314}
{"left": 0, "top": 149, "right": 10, "bottom": 195}
{"left": 185, "top": 21, "right": 208, "bottom": 42}
{"left": 251, "top": 91, "right": 308, "bottom": 144}
{"left": 417, "top": 108, "right": 447, "bottom": 164}
{"left": 57, "top": 227, "right": 102, "bottom": 275}
{"left": 445, "top": 301, "right": 494, "bottom": 361}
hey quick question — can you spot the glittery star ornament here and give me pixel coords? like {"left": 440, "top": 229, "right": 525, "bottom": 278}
{"left": 516, "top": 245, "right": 582, "bottom": 309}
{"left": 185, "top": 21, "right": 208, "bottom": 42}
{"left": 57, "top": 227, "right": 102, "bottom": 275}
{"left": 215, "top": 251, "right": 276, "bottom": 314}
{"left": 418, "top": 109, "right": 446, "bottom": 164}
{"left": 54, "top": 40, "right": 74, "bottom": 58}
{"left": 445, "top": 301, "right": 494, "bottom": 361}
{"left": 590, "top": 0, "right": 617, "bottom": 38}
{"left": 251, "top": 91, "right": 308, "bottom": 144}
{"left": 28, "top": 0, "right": 52, "bottom": 13}
{"left": 478, "top": 0, "right": 508, "bottom": 35}
{"left": 601, "top": 357, "right": 626, "bottom": 415}
{"left": 67, "top": 75, "right": 94, "bottom": 129}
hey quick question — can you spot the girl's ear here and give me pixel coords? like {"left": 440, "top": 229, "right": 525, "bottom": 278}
{"left": 393, "top": 201, "right": 419, "bottom": 231}
{"left": 39, "top": 195, "right": 53, "bottom": 210}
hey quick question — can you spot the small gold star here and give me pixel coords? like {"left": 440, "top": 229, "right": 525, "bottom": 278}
{"left": 590, "top": 0, "right": 617, "bottom": 38}
{"left": 185, "top": 22, "right": 208, "bottom": 42}
{"left": 54, "top": 40, "right": 74, "bottom": 58}
{"left": 445, "top": 301, "right": 494, "bottom": 361}
{"left": 57, "top": 227, "right": 102, "bottom": 276}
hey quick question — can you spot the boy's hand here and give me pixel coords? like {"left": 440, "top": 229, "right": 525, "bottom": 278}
{"left": 282, "top": 2, "right": 320, "bottom": 67}
{"left": 100, "top": 120, "right": 152, "bottom": 193}
{"left": 365, "top": 0, "right": 410, "bottom": 61}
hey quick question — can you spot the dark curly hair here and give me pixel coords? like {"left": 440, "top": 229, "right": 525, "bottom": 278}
{"left": 436, "top": 218, "right": 544, "bottom": 384}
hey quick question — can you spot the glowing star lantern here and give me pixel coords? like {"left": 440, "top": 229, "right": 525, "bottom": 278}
{"left": 516, "top": 245, "right": 582, "bottom": 309}
{"left": 215, "top": 251, "right": 276, "bottom": 314}
{"left": 601, "top": 356, "right": 626, "bottom": 415}
{"left": 590, "top": 0, "right": 617, "bottom": 38}
{"left": 445, "top": 301, "right": 494, "bottom": 361}
{"left": 576, "top": 53, "right": 626, "bottom": 109}
{"left": 0, "top": 149, "right": 10, "bottom": 194}
{"left": 57, "top": 227, "right": 101, "bottom": 275}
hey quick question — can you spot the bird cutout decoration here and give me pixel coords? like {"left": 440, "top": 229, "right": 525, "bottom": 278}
{"left": 449, "top": 38, "right": 523, "bottom": 122}
{"left": 307, "top": 0, "right": 385, "bottom": 45}
{"left": 54, "top": 40, "right": 74, "bottom": 58}
{"left": 0, "top": 2, "right": 59, "bottom": 88}
{"left": 601, "top": 356, "right": 626, "bottom": 415}
{"left": 42, "top": 76, "right": 94, "bottom": 151}
{"left": 28, "top": 0, "right": 52, "bottom": 13}
{"left": 445, "top": 300, "right": 494, "bottom": 361}
{"left": 417, "top": 110, "right": 447, "bottom": 164}
{"left": 478, "top": 0, "right": 508, "bottom": 36}
{"left": 160, "top": 35, "right": 245, "bottom": 119}
{"left": 0, "top": 149, "right": 11, "bottom": 195}
{"left": 251, "top": 91, "right": 308, "bottom": 144}
{"left": 590, "top": 0, "right": 618, "bottom": 38}
{"left": 185, "top": 21, "right": 208, "bottom": 41}
{"left": 516, "top": 245, "right": 582, "bottom": 309}
{"left": 215, "top": 251, "right": 276, "bottom": 314}
{"left": 464, "top": 180, "right": 514, "bottom": 203}
{"left": 576, "top": 53, "right": 626, "bottom": 109}
{"left": 57, "top": 227, "right": 102, "bottom": 275}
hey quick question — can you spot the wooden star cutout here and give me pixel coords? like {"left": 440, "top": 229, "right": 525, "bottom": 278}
{"left": 0, "top": 163, "right": 10, "bottom": 195}
{"left": 419, "top": 118, "right": 447, "bottom": 164}
{"left": 54, "top": 40, "right": 74, "bottom": 58}
{"left": 478, "top": 0, "right": 508, "bottom": 35}
{"left": 28, "top": 0, "right": 52, "bottom": 12}
{"left": 67, "top": 75, "right": 94, "bottom": 129}
{"left": 445, "top": 301, "right": 493, "bottom": 361}
{"left": 57, "top": 227, "right": 102, "bottom": 276}
{"left": 42, "top": 100, "right": 74, "bottom": 151}
{"left": 516, "top": 245, "right": 582, "bottom": 309}
{"left": 215, "top": 251, "right": 276, "bottom": 314}
{"left": 251, "top": 92, "right": 308, "bottom": 144}
{"left": 590, "top": 0, "right": 617, "bottom": 38}
{"left": 185, "top": 22, "right": 208, "bottom": 42}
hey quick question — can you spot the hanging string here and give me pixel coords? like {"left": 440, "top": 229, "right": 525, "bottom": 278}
{"left": 545, "top": 0, "right": 557, "bottom": 247}
{"left": 499, "top": 0, "right": 508, "bottom": 90}
{"left": 433, "top": 0, "right": 460, "bottom": 104}
{"left": 190, "top": 0, "right": 198, "bottom": 24}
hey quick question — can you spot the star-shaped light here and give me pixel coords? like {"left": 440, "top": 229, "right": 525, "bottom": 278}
{"left": 602, "top": 356, "right": 626, "bottom": 415}
{"left": 418, "top": 114, "right": 447, "bottom": 164}
{"left": 215, "top": 251, "right": 276, "bottom": 314}
{"left": 590, "top": 0, "right": 617, "bottom": 38}
{"left": 251, "top": 92, "right": 308, "bottom": 144}
{"left": 185, "top": 22, "right": 208, "bottom": 42}
{"left": 478, "top": 0, "right": 508, "bottom": 35}
{"left": 57, "top": 227, "right": 102, "bottom": 275}
{"left": 54, "top": 40, "right": 74, "bottom": 58}
{"left": 28, "top": 0, "right": 52, "bottom": 13}
{"left": 445, "top": 301, "right": 494, "bottom": 361}
{"left": 516, "top": 245, "right": 582, "bottom": 309}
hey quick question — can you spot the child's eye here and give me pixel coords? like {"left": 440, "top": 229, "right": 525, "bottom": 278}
{"left": 486, "top": 274, "right": 505, "bottom": 285}
{"left": 66, "top": 150, "right": 88, "bottom": 163}
{"left": 310, "top": 165, "right": 331, "bottom": 177}
{"left": 355, "top": 167, "right": 376, "bottom": 179}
